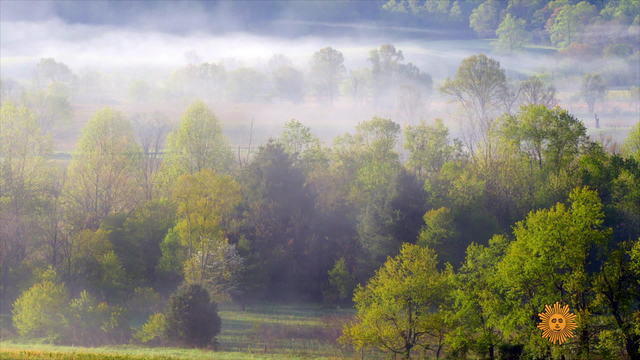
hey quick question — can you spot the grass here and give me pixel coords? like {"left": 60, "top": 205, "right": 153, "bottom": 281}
{"left": 0, "top": 303, "right": 374, "bottom": 360}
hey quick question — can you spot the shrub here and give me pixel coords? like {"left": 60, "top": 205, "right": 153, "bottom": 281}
{"left": 134, "top": 313, "right": 166, "bottom": 344}
{"left": 164, "top": 284, "right": 220, "bottom": 347}
{"left": 12, "top": 277, "right": 68, "bottom": 341}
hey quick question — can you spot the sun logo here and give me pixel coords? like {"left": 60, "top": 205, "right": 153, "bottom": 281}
{"left": 537, "top": 302, "right": 577, "bottom": 344}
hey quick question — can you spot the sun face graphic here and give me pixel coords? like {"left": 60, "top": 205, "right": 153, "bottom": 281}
{"left": 537, "top": 302, "right": 577, "bottom": 344}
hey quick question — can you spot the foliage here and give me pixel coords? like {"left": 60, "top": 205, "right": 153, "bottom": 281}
{"left": 495, "top": 14, "right": 530, "bottom": 52}
{"left": 63, "top": 108, "right": 141, "bottom": 230}
{"left": 342, "top": 244, "right": 452, "bottom": 359}
{"left": 470, "top": 0, "right": 501, "bottom": 37}
{"left": 326, "top": 257, "right": 355, "bottom": 304}
{"left": 164, "top": 284, "right": 221, "bottom": 348}
{"left": 12, "top": 272, "right": 68, "bottom": 341}
{"left": 158, "top": 101, "right": 232, "bottom": 191}
{"left": 133, "top": 313, "right": 166, "bottom": 345}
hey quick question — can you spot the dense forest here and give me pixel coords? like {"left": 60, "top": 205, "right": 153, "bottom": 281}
{"left": 1, "top": 1, "right": 639, "bottom": 359}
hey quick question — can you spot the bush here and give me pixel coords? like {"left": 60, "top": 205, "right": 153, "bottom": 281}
{"left": 134, "top": 313, "right": 166, "bottom": 344}
{"left": 12, "top": 277, "right": 68, "bottom": 341}
{"left": 164, "top": 284, "right": 220, "bottom": 347}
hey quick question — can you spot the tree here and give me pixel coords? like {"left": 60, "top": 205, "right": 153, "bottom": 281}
{"left": 497, "top": 105, "right": 588, "bottom": 172}
{"left": 470, "top": 0, "right": 501, "bottom": 37}
{"left": 518, "top": 76, "right": 557, "bottom": 108}
{"left": 547, "top": 2, "right": 597, "bottom": 48}
{"left": 594, "top": 239, "right": 640, "bottom": 360}
{"left": 171, "top": 169, "right": 242, "bottom": 300}
{"left": 404, "top": 119, "right": 459, "bottom": 179}
{"left": 341, "top": 244, "right": 452, "bottom": 359}
{"left": 277, "top": 119, "right": 324, "bottom": 169}
{"left": 326, "top": 257, "right": 355, "bottom": 304}
{"left": 132, "top": 113, "right": 170, "bottom": 201}
{"left": 495, "top": 14, "right": 530, "bottom": 52}
{"left": 0, "top": 102, "right": 52, "bottom": 312}
{"left": 417, "top": 207, "right": 459, "bottom": 264}
{"left": 268, "top": 55, "right": 304, "bottom": 103}
{"left": 581, "top": 73, "right": 607, "bottom": 114}
{"left": 446, "top": 235, "right": 510, "bottom": 360}
{"left": 441, "top": 55, "right": 507, "bottom": 156}
{"left": 12, "top": 269, "right": 68, "bottom": 341}
{"left": 496, "top": 187, "right": 611, "bottom": 357}
{"left": 622, "top": 121, "right": 640, "bottom": 162}
{"left": 165, "top": 284, "right": 221, "bottom": 347}
{"left": 309, "top": 47, "right": 345, "bottom": 103}
{"left": 158, "top": 101, "right": 232, "bottom": 192}
{"left": 238, "top": 141, "right": 318, "bottom": 299}
{"left": 64, "top": 108, "right": 141, "bottom": 230}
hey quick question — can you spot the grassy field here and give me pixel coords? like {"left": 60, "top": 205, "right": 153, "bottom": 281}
{"left": 0, "top": 303, "right": 382, "bottom": 360}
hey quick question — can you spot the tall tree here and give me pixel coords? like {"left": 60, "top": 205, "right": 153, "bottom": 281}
{"left": 0, "top": 102, "right": 52, "bottom": 313}
{"left": 441, "top": 55, "right": 507, "bottom": 157}
{"left": 495, "top": 14, "right": 530, "bottom": 52}
{"left": 158, "top": 101, "right": 232, "bottom": 192}
{"left": 63, "top": 108, "right": 141, "bottom": 230}
{"left": 581, "top": 73, "right": 607, "bottom": 114}
{"left": 496, "top": 187, "right": 611, "bottom": 358}
{"left": 547, "top": 1, "right": 597, "bottom": 48}
{"left": 470, "top": 0, "right": 501, "bottom": 37}
{"left": 309, "top": 47, "right": 345, "bottom": 103}
{"left": 342, "top": 244, "right": 452, "bottom": 359}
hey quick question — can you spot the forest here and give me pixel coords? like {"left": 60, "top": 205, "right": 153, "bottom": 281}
{"left": 0, "top": 0, "right": 639, "bottom": 359}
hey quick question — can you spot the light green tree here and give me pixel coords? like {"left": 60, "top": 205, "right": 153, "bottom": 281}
{"left": 470, "top": 0, "right": 501, "bottom": 37}
{"left": 158, "top": 101, "right": 232, "bottom": 193}
{"left": 495, "top": 14, "right": 530, "bottom": 52}
{"left": 622, "top": 121, "right": 640, "bottom": 162}
{"left": 496, "top": 187, "right": 611, "bottom": 357}
{"left": 341, "top": 244, "right": 452, "bottom": 359}
{"left": 547, "top": 1, "right": 597, "bottom": 48}
{"left": 404, "top": 119, "right": 459, "bottom": 179}
{"left": 12, "top": 269, "right": 68, "bottom": 341}
{"left": 172, "top": 169, "right": 242, "bottom": 300}
{"left": 64, "top": 108, "right": 141, "bottom": 230}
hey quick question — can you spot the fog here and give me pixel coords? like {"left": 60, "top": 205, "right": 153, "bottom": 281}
{"left": 1, "top": 1, "right": 638, "bottom": 150}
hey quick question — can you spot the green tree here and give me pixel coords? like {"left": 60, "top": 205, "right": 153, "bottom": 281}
{"left": 547, "top": 2, "right": 597, "bottom": 48}
{"left": 64, "top": 108, "right": 141, "bottom": 230}
{"left": 496, "top": 187, "right": 611, "bottom": 358}
{"left": 594, "top": 239, "right": 640, "bottom": 359}
{"left": 446, "top": 235, "right": 510, "bottom": 360}
{"left": 326, "top": 257, "right": 355, "bottom": 304}
{"left": 341, "top": 244, "right": 452, "bottom": 359}
{"left": 470, "top": 0, "right": 501, "bottom": 37}
{"left": 417, "top": 207, "right": 459, "bottom": 264}
{"left": 495, "top": 14, "right": 530, "bottom": 52}
{"left": 498, "top": 105, "right": 588, "bottom": 172}
{"left": 404, "top": 119, "right": 459, "bottom": 179}
{"left": 0, "top": 102, "right": 52, "bottom": 312}
{"left": 12, "top": 269, "right": 68, "bottom": 341}
{"left": 158, "top": 101, "right": 232, "bottom": 192}
{"left": 171, "top": 169, "right": 241, "bottom": 299}
{"left": 165, "top": 284, "right": 221, "bottom": 348}
{"left": 622, "top": 121, "right": 640, "bottom": 162}
{"left": 309, "top": 47, "right": 345, "bottom": 103}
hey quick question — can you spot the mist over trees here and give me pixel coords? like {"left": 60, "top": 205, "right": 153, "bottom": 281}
{"left": 1, "top": 0, "right": 639, "bottom": 359}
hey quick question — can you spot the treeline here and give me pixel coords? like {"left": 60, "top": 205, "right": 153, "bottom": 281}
{"left": 384, "top": 0, "right": 639, "bottom": 56}
{"left": 1, "top": 53, "right": 639, "bottom": 358}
